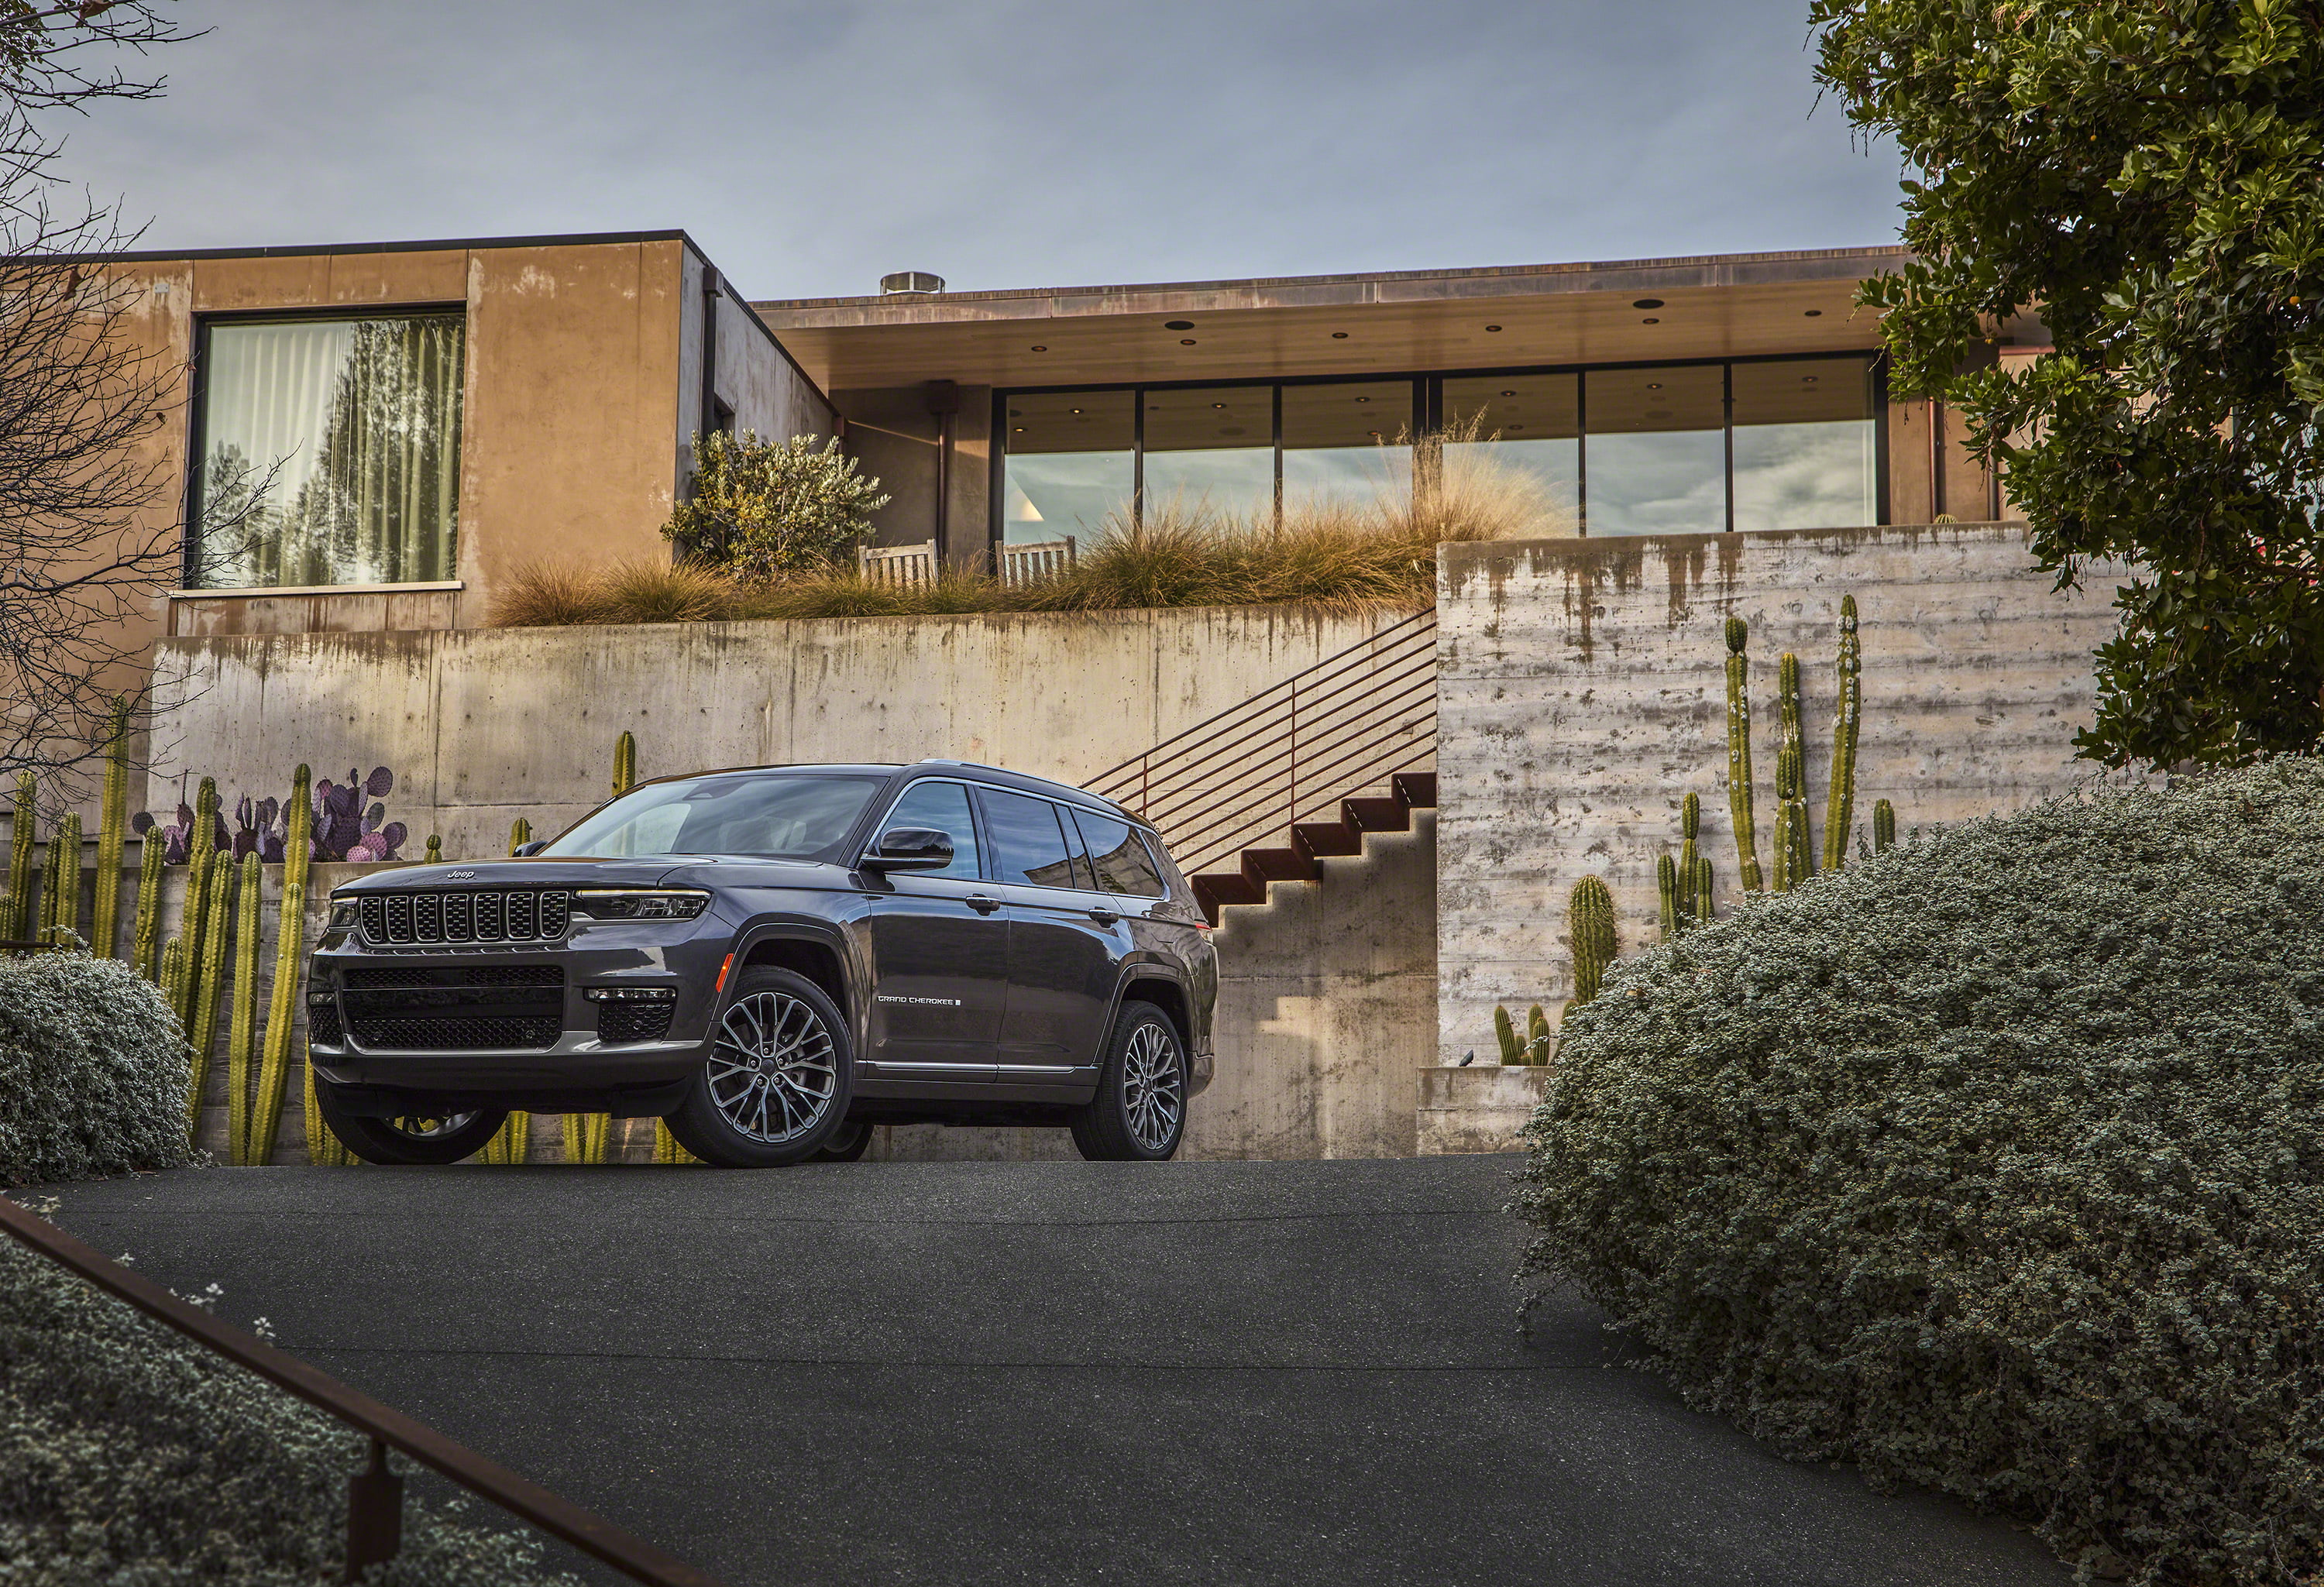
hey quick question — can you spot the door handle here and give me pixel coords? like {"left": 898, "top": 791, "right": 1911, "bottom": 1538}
{"left": 1087, "top": 908, "right": 1120, "bottom": 926}
{"left": 965, "top": 894, "right": 1002, "bottom": 915}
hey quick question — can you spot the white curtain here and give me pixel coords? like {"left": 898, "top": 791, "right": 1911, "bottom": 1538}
{"left": 196, "top": 314, "right": 465, "bottom": 588}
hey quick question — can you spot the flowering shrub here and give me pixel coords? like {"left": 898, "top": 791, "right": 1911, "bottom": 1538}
{"left": 663, "top": 429, "right": 890, "bottom": 580}
{"left": 0, "top": 1238, "right": 575, "bottom": 1583}
{"left": 0, "top": 953, "right": 187, "bottom": 1186}
{"left": 1514, "top": 758, "right": 2324, "bottom": 1586}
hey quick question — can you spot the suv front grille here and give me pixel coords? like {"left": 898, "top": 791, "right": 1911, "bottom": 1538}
{"left": 340, "top": 965, "right": 566, "bottom": 1052}
{"left": 359, "top": 890, "right": 570, "bottom": 946}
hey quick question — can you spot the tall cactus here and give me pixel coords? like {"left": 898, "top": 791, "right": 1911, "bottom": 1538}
{"left": 93, "top": 697, "right": 130, "bottom": 957}
{"left": 1494, "top": 1005, "right": 1523, "bottom": 1065}
{"left": 1569, "top": 875, "right": 1617, "bottom": 1005}
{"left": 250, "top": 765, "right": 313, "bottom": 1168}
{"left": 1823, "top": 596, "right": 1862, "bottom": 872}
{"left": 180, "top": 777, "right": 221, "bottom": 1018}
{"left": 1692, "top": 855, "right": 1714, "bottom": 929}
{"left": 1874, "top": 798, "right": 1897, "bottom": 854}
{"left": 613, "top": 731, "right": 637, "bottom": 799}
{"left": 49, "top": 813, "right": 81, "bottom": 943}
{"left": 1526, "top": 1004, "right": 1552, "bottom": 1063}
{"left": 481, "top": 1112, "right": 531, "bottom": 1166}
{"left": 184, "top": 856, "right": 234, "bottom": 1139}
{"left": 304, "top": 1054, "right": 349, "bottom": 1167}
{"left": 653, "top": 1119, "right": 697, "bottom": 1165}
{"left": 1656, "top": 853, "right": 1680, "bottom": 942}
{"left": 564, "top": 1113, "right": 611, "bottom": 1165}
{"left": 226, "top": 852, "right": 262, "bottom": 1165}
{"left": 1676, "top": 793, "right": 1701, "bottom": 923}
{"left": 1723, "top": 619, "right": 1764, "bottom": 893}
{"left": 158, "top": 936, "right": 185, "bottom": 1032}
{"left": 130, "top": 830, "right": 163, "bottom": 980}
{"left": 2, "top": 771, "right": 33, "bottom": 940}
{"left": 508, "top": 816, "right": 531, "bottom": 857}
{"left": 1772, "top": 651, "right": 1811, "bottom": 892}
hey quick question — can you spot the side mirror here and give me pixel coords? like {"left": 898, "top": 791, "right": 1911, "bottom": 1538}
{"left": 513, "top": 840, "right": 548, "bottom": 857}
{"left": 861, "top": 826, "right": 954, "bottom": 872}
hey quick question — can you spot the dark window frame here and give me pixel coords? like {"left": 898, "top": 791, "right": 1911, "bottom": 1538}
{"left": 182, "top": 301, "right": 470, "bottom": 590}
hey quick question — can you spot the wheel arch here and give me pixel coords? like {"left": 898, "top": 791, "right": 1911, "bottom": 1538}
{"left": 733, "top": 920, "right": 853, "bottom": 1028}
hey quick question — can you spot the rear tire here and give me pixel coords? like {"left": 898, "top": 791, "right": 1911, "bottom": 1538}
{"left": 813, "top": 1118, "right": 873, "bottom": 1162}
{"left": 315, "top": 1080, "right": 508, "bottom": 1166}
{"left": 1070, "top": 1001, "right": 1187, "bottom": 1162}
{"left": 665, "top": 967, "right": 854, "bottom": 1168}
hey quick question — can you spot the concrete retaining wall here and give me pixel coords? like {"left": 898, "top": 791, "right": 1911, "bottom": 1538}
{"left": 1432, "top": 522, "right": 2131, "bottom": 1067}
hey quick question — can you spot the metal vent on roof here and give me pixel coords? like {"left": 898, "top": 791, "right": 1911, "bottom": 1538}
{"left": 880, "top": 271, "right": 945, "bottom": 295}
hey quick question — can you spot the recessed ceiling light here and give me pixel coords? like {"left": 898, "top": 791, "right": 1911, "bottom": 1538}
{"left": 1030, "top": 345, "right": 1047, "bottom": 352}
{"left": 1165, "top": 320, "right": 1195, "bottom": 330}
{"left": 1212, "top": 402, "right": 1226, "bottom": 409}
{"left": 1356, "top": 396, "right": 1371, "bottom": 403}
{"left": 1012, "top": 426, "right": 1026, "bottom": 432}
{"left": 1804, "top": 310, "right": 1823, "bottom": 318}
{"left": 1633, "top": 298, "right": 1664, "bottom": 310}
{"left": 1509, "top": 424, "right": 1526, "bottom": 431}
{"left": 1647, "top": 382, "right": 1662, "bottom": 390}
{"left": 1803, "top": 376, "right": 1818, "bottom": 384}
{"left": 1331, "top": 331, "right": 1349, "bottom": 339}
{"left": 1501, "top": 390, "right": 1516, "bottom": 397}
{"left": 1367, "top": 430, "right": 1384, "bottom": 439}
{"left": 1485, "top": 325, "right": 1503, "bottom": 332}
{"left": 1642, "top": 317, "right": 1660, "bottom": 325}
{"left": 1180, "top": 338, "right": 1196, "bottom": 345}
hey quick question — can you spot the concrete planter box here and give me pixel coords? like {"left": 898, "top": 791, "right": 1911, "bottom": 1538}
{"left": 1416, "top": 1063, "right": 1552, "bottom": 1156}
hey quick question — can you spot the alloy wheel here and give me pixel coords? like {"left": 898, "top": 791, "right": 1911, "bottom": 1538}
{"left": 383, "top": 1112, "right": 480, "bottom": 1139}
{"left": 707, "top": 991, "right": 838, "bottom": 1144}
{"left": 1122, "top": 1020, "right": 1184, "bottom": 1153}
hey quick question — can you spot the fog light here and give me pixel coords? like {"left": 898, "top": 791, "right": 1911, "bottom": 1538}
{"left": 583, "top": 987, "right": 679, "bottom": 1001}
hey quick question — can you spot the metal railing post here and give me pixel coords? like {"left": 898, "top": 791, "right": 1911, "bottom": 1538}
{"left": 346, "top": 1436, "right": 404, "bottom": 1581}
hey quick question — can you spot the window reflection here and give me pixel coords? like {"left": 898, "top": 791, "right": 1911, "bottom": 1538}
{"left": 1143, "top": 386, "right": 1275, "bottom": 521}
{"left": 1281, "top": 380, "right": 1411, "bottom": 513}
{"left": 1730, "top": 358, "right": 1877, "bottom": 532}
{"left": 1441, "top": 373, "right": 1579, "bottom": 521}
{"left": 1002, "top": 390, "right": 1133, "bottom": 546}
{"left": 1583, "top": 365, "right": 1726, "bottom": 535}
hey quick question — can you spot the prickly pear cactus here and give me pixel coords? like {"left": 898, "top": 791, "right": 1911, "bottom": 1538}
{"left": 1494, "top": 1005, "right": 1522, "bottom": 1064}
{"left": 1569, "top": 875, "right": 1617, "bottom": 1005}
{"left": 1724, "top": 619, "right": 1763, "bottom": 893}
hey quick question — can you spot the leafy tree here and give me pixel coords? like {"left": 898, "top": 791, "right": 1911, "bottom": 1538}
{"left": 1811, "top": 0, "right": 2324, "bottom": 768}
{"left": 663, "top": 431, "right": 892, "bottom": 582}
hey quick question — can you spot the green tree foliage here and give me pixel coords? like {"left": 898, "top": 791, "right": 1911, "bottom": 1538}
{"left": 1811, "top": 0, "right": 2324, "bottom": 768}
{"left": 663, "top": 431, "right": 892, "bottom": 582}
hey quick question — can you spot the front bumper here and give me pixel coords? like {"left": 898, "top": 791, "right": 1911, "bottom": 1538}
{"left": 307, "top": 909, "right": 733, "bottom": 1111}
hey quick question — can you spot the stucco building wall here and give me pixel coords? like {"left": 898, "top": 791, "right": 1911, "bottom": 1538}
{"left": 1431, "top": 522, "right": 2131, "bottom": 1068}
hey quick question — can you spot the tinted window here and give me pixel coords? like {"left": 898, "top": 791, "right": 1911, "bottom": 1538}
{"left": 878, "top": 781, "right": 982, "bottom": 880}
{"left": 1071, "top": 809, "right": 1167, "bottom": 897}
{"left": 981, "top": 789, "right": 1079, "bottom": 889}
{"left": 544, "top": 774, "right": 881, "bottom": 861}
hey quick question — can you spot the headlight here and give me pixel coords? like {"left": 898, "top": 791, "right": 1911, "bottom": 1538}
{"left": 570, "top": 888, "right": 712, "bottom": 921}
{"left": 327, "top": 898, "right": 360, "bottom": 932}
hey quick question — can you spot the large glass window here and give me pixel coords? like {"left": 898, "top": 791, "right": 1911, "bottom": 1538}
{"left": 1143, "top": 386, "right": 1275, "bottom": 522}
{"left": 1281, "top": 380, "right": 1412, "bottom": 514}
{"left": 544, "top": 773, "right": 882, "bottom": 860}
{"left": 980, "top": 789, "right": 1081, "bottom": 889}
{"left": 878, "top": 781, "right": 983, "bottom": 880}
{"left": 191, "top": 312, "right": 466, "bottom": 589}
{"left": 1583, "top": 365, "right": 1727, "bottom": 535}
{"left": 1002, "top": 390, "right": 1133, "bottom": 547}
{"left": 1441, "top": 373, "right": 1580, "bottom": 527}
{"left": 1730, "top": 358, "right": 1878, "bottom": 533}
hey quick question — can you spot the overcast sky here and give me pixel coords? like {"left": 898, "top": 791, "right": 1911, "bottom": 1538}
{"left": 52, "top": 0, "right": 1903, "bottom": 302}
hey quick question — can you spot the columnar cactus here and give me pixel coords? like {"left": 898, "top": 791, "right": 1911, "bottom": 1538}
{"left": 424, "top": 833, "right": 443, "bottom": 863}
{"left": 1657, "top": 853, "right": 1680, "bottom": 942}
{"left": 508, "top": 817, "right": 532, "bottom": 857}
{"left": 185, "top": 856, "right": 233, "bottom": 1138}
{"left": 131, "top": 829, "right": 163, "bottom": 980}
{"left": 2, "top": 771, "right": 34, "bottom": 940}
{"left": 251, "top": 764, "right": 313, "bottom": 1167}
{"left": 481, "top": 1113, "right": 531, "bottom": 1166}
{"left": 158, "top": 936, "right": 185, "bottom": 1029}
{"left": 1823, "top": 596, "right": 1862, "bottom": 872}
{"left": 227, "top": 852, "right": 262, "bottom": 1165}
{"left": 180, "top": 778, "right": 221, "bottom": 1010}
{"left": 94, "top": 697, "right": 130, "bottom": 957}
{"left": 1676, "top": 793, "right": 1701, "bottom": 923}
{"left": 1723, "top": 618, "right": 1764, "bottom": 893}
{"left": 48, "top": 813, "right": 81, "bottom": 943}
{"left": 1494, "top": 1005, "right": 1523, "bottom": 1065}
{"left": 564, "top": 1113, "right": 611, "bottom": 1165}
{"left": 614, "top": 731, "right": 637, "bottom": 799}
{"left": 1526, "top": 1004, "right": 1552, "bottom": 1063}
{"left": 1875, "top": 798, "right": 1897, "bottom": 853}
{"left": 653, "top": 1119, "right": 697, "bottom": 1165}
{"left": 1569, "top": 875, "right": 1617, "bottom": 1005}
{"left": 1693, "top": 855, "right": 1714, "bottom": 928}
{"left": 1772, "top": 652, "right": 1812, "bottom": 892}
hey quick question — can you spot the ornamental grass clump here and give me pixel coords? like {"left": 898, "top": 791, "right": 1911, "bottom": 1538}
{"left": 0, "top": 1238, "right": 575, "bottom": 1583}
{"left": 0, "top": 953, "right": 187, "bottom": 1186}
{"left": 1512, "top": 757, "right": 2324, "bottom": 1587}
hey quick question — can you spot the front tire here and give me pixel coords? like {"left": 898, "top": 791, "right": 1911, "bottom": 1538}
{"left": 1070, "top": 1001, "right": 1187, "bottom": 1161}
{"left": 664, "top": 967, "right": 854, "bottom": 1168}
{"left": 314, "top": 1080, "right": 508, "bottom": 1166}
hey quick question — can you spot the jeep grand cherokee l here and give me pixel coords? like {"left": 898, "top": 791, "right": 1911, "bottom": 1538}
{"left": 306, "top": 761, "right": 1218, "bottom": 1167}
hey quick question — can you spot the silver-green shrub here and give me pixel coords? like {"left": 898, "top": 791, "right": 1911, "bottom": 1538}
{"left": 1512, "top": 758, "right": 2324, "bottom": 1587}
{"left": 0, "top": 954, "right": 189, "bottom": 1185}
{"left": 0, "top": 1238, "right": 576, "bottom": 1583}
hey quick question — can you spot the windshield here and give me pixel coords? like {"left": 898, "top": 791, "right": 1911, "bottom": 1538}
{"left": 542, "top": 773, "right": 884, "bottom": 861}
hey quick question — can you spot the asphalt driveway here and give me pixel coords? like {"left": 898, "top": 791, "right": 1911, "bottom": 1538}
{"left": 40, "top": 1156, "right": 2067, "bottom": 1586}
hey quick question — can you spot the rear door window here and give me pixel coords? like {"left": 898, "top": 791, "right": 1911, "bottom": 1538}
{"left": 1069, "top": 809, "right": 1167, "bottom": 897}
{"left": 980, "top": 788, "right": 1080, "bottom": 889}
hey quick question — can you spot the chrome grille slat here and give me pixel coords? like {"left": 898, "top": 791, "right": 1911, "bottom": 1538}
{"left": 353, "top": 890, "right": 572, "bottom": 948}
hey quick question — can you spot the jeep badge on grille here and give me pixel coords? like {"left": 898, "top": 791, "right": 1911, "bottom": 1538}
{"left": 445, "top": 869, "right": 475, "bottom": 879}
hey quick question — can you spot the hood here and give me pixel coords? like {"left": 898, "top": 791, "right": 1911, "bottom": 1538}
{"left": 328, "top": 855, "right": 856, "bottom": 893}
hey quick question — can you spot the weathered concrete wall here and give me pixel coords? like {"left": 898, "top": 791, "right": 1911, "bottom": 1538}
{"left": 1433, "top": 522, "right": 2130, "bottom": 1067}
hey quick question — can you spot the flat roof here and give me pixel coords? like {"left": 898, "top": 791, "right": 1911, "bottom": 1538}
{"left": 752, "top": 245, "right": 1907, "bottom": 391}
{"left": 15, "top": 228, "right": 700, "bottom": 266}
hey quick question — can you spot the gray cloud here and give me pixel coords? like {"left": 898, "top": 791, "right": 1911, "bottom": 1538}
{"left": 53, "top": 0, "right": 1903, "bottom": 299}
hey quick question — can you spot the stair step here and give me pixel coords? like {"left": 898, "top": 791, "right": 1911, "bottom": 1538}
{"left": 1394, "top": 771, "right": 1437, "bottom": 809}
{"left": 1293, "top": 821, "right": 1363, "bottom": 858}
{"left": 1243, "top": 847, "right": 1319, "bottom": 885}
{"left": 1344, "top": 796, "right": 1410, "bottom": 833}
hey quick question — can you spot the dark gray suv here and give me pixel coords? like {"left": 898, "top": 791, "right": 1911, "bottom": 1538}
{"left": 306, "top": 761, "right": 1218, "bottom": 1167}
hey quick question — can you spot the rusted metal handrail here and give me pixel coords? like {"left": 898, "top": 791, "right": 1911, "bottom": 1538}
{"left": 1088, "top": 607, "right": 1439, "bottom": 878}
{"left": 0, "top": 1194, "right": 725, "bottom": 1587}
